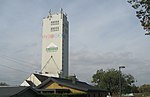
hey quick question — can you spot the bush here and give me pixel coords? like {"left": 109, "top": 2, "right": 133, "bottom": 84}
{"left": 42, "top": 93, "right": 87, "bottom": 97}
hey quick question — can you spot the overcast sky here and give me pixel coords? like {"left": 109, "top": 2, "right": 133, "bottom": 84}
{"left": 0, "top": 0, "right": 150, "bottom": 86}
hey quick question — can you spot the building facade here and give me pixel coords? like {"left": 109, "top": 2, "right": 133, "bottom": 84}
{"left": 0, "top": 86, "right": 39, "bottom": 97}
{"left": 41, "top": 9, "right": 69, "bottom": 77}
{"left": 37, "top": 77, "right": 108, "bottom": 97}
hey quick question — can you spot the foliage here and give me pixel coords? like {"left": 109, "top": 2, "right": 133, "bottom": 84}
{"left": 139, "top": 84, "right": 150, "bottom": 93}
{"left": 91, "top": 69, "right": 135, "bottom": 94}
{"left": 130, "top": 84, "right": 150, "bottom": 97}
{"left": 0, "top": 82, "right": 9, "bottom": 86}
{"left": 42, "top": 93, "right": 87, "bottom": 97}
{"left": 131, "top": 84, "right": 139, "bottom": 93}
{"left": 128, "top": 0, "right": 150, "bottom": 35}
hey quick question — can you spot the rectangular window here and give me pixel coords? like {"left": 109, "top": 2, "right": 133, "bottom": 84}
{"left": 51, "top": 21, "right": 59, "bottom": 25}
{"left": 51, "top": 27, "right": 59, "bottom": 32}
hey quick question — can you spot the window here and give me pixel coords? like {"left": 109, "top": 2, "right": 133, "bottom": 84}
{"left": 51, "top": 27, "right": 59, "bottom": 32}
{"left": 51, "top": 21, "right": 59, "bottom": 25}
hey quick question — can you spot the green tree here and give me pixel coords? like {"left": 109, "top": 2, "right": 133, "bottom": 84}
{"left": 91, "top": 69, "right": 135, "bottom": 95}
{"left": 127, "top": 0, "right": 150, "bottom": 35}
{"left": 139, "top": 84, "right": 150, "bottom": 93}
{"left": 131, "top": 84, "right": 139, "bottom": 93}
{"left": 0, "top": 82, "right": 9, "bottom": 86}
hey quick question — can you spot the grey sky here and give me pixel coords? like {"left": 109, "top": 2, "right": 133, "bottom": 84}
{"left": 0, "top": 0, "right": 150, "bottom": 86}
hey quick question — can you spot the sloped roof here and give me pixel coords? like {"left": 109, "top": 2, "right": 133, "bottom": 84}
{"left": 26, "top": 80, "right": 36, "bottom": 87}
{"left": 37, "top": 77, "right": 107, "bottom": 92}
{"left": 34, "top": 73, "right": 49, "bottom": 82}
{"left": 0, "top": 86, "right": 37, "bottom": 97}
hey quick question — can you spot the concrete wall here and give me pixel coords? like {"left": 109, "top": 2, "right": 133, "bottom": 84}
{"left": 41, "top": 12, "right": 69, "bottom": 77}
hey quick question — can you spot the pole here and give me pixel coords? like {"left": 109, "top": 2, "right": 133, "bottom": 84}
{"left": 119, "top": 66, "right": 125, "bottom": 97}
{"left": 119, "top": 67, "right": 121, "bottom": 97}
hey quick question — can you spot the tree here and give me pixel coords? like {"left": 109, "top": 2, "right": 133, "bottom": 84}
{"left": 131, "top": 84, "right": 139, "bottom": 93}
{"left": 139, "top": 84, "right": 150, "bottom": 93}
{"left": 91, "top": 68, "right": 135, "bottom": 95}
{"left": 127, "top": 0, "right": 150, "bottom": 35}
{"left": 0, "top": 82, "right": 9, "bottom": 86}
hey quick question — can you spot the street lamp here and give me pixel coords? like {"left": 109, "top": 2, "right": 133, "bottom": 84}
{"left": 119, "top": 66, "right": 125, "bottom": 97}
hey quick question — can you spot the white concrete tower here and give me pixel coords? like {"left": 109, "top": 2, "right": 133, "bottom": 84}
{"left": 41, "top": 9, "right": 69, "bottom": 77}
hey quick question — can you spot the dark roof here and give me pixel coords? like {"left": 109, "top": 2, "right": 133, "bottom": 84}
{"left": 37, "top": 77, "right": 107, "bottom": 92}
{"left": 36, "top": 89, "right": 71, "bottom": 93}
{"left": 34, "top": 73, "right": 49, "bottom": 82}
{"left": 0, "top": 86, "right": 37, "bottom": 97}
{"left": 26, "top": 80, "right": 36, "bottom": 87}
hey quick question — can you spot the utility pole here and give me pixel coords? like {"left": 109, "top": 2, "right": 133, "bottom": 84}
{"left": 119, "top": 66, "right": 125, "bottom": 97}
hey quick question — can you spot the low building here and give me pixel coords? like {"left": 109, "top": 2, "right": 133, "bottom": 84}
{"left": 20, "top": 74, "right": 108, "bottom": 97}
{"left": 36, "top": 77, "right": 108, "bottom": 97}
{"left": 0, "top": 86, "right": 39, "bottom": 97}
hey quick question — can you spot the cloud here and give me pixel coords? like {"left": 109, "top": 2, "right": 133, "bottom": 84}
{"left": 0, "top": 0, "right": 149, "bottom": 86}
{"left": 70, "top": 50, "right": 150, "bottom": 85}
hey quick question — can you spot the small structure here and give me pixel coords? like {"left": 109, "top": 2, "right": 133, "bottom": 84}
{"left": 21, "top": 74, "right": 108, "bottom": 97}
{"left": 0, "top": 86, "right": 39, "bottom": 97}
{"left": 21, "top": 73, "right": 49, "bottom": 87}
{"left": 36, "top": 77, "right": 108, "bottom": 97}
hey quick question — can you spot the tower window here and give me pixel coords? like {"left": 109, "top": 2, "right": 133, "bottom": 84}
{"left": 51, "top": 27, "right": 59, "bottom": 32}
{"left": 51, "top": 21, "right": 59, "bottom": 25}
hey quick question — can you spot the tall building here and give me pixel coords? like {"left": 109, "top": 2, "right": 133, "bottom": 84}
{"left": 41, "top": 9, "right": 69, "bottom": 77}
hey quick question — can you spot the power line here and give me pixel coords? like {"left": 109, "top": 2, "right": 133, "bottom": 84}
{"left": 0, "top": 63, "right": 30, "bottom": 74}
{"left": 0, "top": 55, "right": 39, "bottom": 69}
{"left": 0, "top": 54, "right": 38, "bottom": 66}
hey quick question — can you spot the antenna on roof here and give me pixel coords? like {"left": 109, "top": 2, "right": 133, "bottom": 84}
{"left": 48, "top": 9, "right": 52, "bottom": 19}
{"left": 60, "top": 8, "right": 63, "bottom": 19}
{"left": 60, "top": 8, "right": 63, "bottom": 14}
{"left": 49, "top": 9, "right": 51, "bottom": 15}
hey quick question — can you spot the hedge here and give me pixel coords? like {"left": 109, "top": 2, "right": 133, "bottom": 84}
{"left": 41, "top": 93, "right": 87, "bottom": 97}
